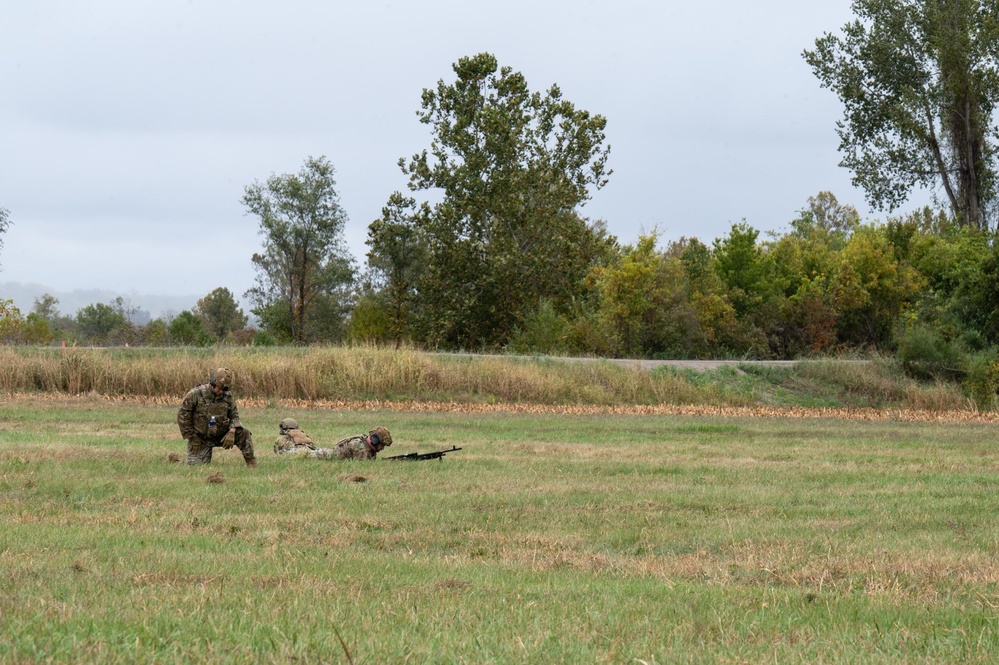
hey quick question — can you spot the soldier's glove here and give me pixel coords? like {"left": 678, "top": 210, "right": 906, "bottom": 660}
{"left": 221, "top": 430, "right": 236, "bottom": 449}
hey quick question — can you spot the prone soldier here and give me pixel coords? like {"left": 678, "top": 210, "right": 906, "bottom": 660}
{"left": 273, "top": 418, "right": 392, "bottom": 460}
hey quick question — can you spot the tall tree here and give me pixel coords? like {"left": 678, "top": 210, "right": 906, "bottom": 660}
{"left": 168, "top": 310, "right": 212, "bottom": 346}
{"left": 32, "top": 294, "right": 60, "bottom": 320}
{"left": 75, "top": 302, "right": 127, "bottom": 345}
{"left": 364, "top": 192, "right": 428, "bottom": 347}
{"left": 713, "top": 222, "right": 772, "bottom": 318}
{"left": 243, "top": 156, "right": 355, "bottom": 344}
{"left": 400, "top": 52, "right": 612, "bottom": 348}
{"left": 194, "top": 287, "right": 248, "bottom": 340}
{"left": 0, "top": 207, "right": 10, "bottom": 270}
{"left": 804, "top": 0, "right": 999, "bottom": 230}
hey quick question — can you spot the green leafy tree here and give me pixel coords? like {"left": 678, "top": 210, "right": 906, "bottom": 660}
{"left": 834, "top": 225, "right": 926, "bottom": 346}
{"left": 804, "top": 0, "right": 999, "bottom": 229}
{"left": 243, "top": 156, "right": 355, "bottom": 344}
{"left": 168, "top": 310, "right": 212, "bottom": 346}
{"left": 792, "top": 191, "right": 860, "bottom": 238}
{"left": 251, "top": 301, "right": 292, "bottom": 344}
{"left": 765, "top": 194, "right": 858, "bottom": 355}
{"left": 194, "top": 287, "right": 248, "bottom": 341}
{"left": 348, "top": 287, "right": 395, "bottom": 345}
{"left": 141, "top": 319, "right": 171, "bottom": 346}
{"left": 400, "top": 52, "right": 612, "bottom": 348}
{"left": 0, "top": 299, "right": 23, "bottom": 344}
{"left": 75, "top": 302, "right": 127, "bottom": 345}
{"left": 894, "top": 211, "right": 988, "bottom": 343}
{"left": 713, "top": 222, "right": 773, "bottom": 319}
{"left": 364, "top": 193, "right": 428, "bottom": 347}
{"left": 507, "top": 299, "right": 574, "bottom": 355}
{"left": 22, "top": 313, "right": 55, "bottom": 344}
{"left": 673, "top": 238, "right": 752, "bottom": 357}
{"left": 587, "top": 233, "right": 696, "bottom": 358}
{"left": 30, "top": 294, "right": 74, "bottom": 343}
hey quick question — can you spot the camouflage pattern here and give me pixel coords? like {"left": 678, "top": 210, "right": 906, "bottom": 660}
{"left": 177, "top": 383, "right": 254, "bottom": 465}
{"left": 369, "top": 425, "right": 392, "bottom": 447}
{"left": 310, "top": 434, "right": 379, "bottom": 460}
{"left": 274, "top": 431, "right": 379, "bottom": 460}
{"left": 211, "top": 367, "right": 234, "bottom": 390}
{"left": 273, "top": 428, "right": 316, "bottom": 454}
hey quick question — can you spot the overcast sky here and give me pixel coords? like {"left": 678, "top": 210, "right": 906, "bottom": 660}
{"left": 0, "top": 1, "right": 935, "bottom": 313}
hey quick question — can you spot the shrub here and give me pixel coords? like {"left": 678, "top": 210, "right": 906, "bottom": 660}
{"left": 896, "top": 324, "right": 964, "bottom": 381}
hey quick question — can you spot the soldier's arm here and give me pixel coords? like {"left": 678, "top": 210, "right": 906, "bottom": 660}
{"left": 177, "top": 390, "right": 198, "bottom": 439}
{"left": 228, "top": 396, "right": 243, "bottom": 430}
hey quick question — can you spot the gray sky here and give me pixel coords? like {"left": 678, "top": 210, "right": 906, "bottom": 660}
{"left": 0, "top": 1, "right": 934, "bottom": 314}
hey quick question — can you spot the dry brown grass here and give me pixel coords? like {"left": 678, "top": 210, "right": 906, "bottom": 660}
{"left": 8, "top": 391, "right": 997, "bottom": 423}
{"left": 0, "top": 346, "right": 969, "bottom": 412}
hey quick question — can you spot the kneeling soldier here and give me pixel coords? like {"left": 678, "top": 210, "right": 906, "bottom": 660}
{"left": 176, "top": 367, "right": 256, "bottom": 466}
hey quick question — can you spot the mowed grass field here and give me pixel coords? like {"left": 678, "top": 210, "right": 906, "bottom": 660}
{"left": 2, "top": 397, "right": 999, "bottom": 663}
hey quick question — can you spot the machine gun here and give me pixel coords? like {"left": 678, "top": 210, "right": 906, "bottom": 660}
{"left": 384, "top": 446, "right": 462, "bottom": 462}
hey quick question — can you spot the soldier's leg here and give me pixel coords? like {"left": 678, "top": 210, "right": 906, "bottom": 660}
{"left": 186, "top": 436, "right": 214, "bottom": 465}
{"left": 310, "top": 448, "right": 339, "bottom": 460}
{"left": 235, "top": 428, "right": 257, "bottom": 467}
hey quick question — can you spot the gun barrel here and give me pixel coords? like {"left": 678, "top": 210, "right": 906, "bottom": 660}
{"left": 385, "top": 446, "right": 462, "bottom": 461}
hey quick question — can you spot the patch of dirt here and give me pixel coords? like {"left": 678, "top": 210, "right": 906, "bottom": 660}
{"left": 341, "top": 474, "right": 368, "bottom": 483}
{"left": 206, "top": 472, "right": 226, "bottom": 484}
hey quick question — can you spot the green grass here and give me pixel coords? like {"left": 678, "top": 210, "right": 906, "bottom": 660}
{"left": 2, "top": 398, "right": 999, "bottom": 663}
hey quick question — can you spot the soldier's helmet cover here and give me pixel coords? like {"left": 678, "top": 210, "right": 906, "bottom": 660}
{"left": 369, "top": 426, "right": 392, "bottom": 447}
{"left": 211, "top": 367, "right": 233, "bottom": 390}
{"left": 279, "top": 417, "right": 299, "bottom": 432}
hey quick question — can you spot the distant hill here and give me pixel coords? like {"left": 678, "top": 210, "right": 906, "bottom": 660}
{"left": 0, "top": 281, "right": 204, "bottom": 322}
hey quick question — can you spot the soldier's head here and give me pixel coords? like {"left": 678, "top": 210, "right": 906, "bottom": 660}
{"left": 210, "top": 367, "right": 233, "bottom": 395}
{"left": 279, "top": 417, "right": 299, "bottom": 434}
{"left": 368, "top": 426, "right": 392, "bottom": 450}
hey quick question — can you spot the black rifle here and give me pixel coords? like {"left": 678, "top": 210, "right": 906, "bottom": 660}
{"left": 384, "top": 446, "right": 462, "bottom": 461}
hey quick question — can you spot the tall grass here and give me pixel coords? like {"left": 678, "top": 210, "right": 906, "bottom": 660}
{"left": 0, "top": 345, "right": 971, "bottom": 410}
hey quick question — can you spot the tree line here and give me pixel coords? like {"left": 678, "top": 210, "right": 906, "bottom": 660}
{"left": 2, "top": 1, "right": 999, "bottom": 381}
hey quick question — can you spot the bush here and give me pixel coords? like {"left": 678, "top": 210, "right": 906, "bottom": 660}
{"left": 507, "top": 300, "right": 573, "bottom": 355}
{"left": 895, "top": 324, "right": 964, "bottom": 381}
{"left": 253, "top": 330, "right": 278, "bottom": 347}
{"left": 962, "top": 350, "right": 999, "bottom": 410}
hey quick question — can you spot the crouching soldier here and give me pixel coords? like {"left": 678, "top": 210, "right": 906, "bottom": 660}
{"left": 273, "top": 418, "right": 392, "bottom": 460}
{"left": 177, "top": 367, "right": 257, "bottom": 466}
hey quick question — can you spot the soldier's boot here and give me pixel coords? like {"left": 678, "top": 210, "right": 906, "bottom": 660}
{"left": 245, "top": 455, "right": 258, "bottom": 468}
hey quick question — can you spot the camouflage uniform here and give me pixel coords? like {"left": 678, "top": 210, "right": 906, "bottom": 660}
{"left": 312, "top": 434, "right": 381, "bottom": 460}
{"left": 273, "top": 426, "right": 317, "bottom": 455}
{"left": 177, "top": 370, "right": 255, "bottom": 465}
{"left": 273, "top": 422, "right": 391, "bottom": 460}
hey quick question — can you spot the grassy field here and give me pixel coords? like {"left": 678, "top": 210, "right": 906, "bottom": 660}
{"left": 2, "top": 396, "right": 998, "bottom": 663}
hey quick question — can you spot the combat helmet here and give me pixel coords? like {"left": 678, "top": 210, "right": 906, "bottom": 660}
{"left": 279, "top": 417, "right": 299, "bottom": 432}
{"left": 369, "top": 426, "right": 392, "bottom": 447}
{"left": 210, "top": 367, "right": 234, "bottom": 391}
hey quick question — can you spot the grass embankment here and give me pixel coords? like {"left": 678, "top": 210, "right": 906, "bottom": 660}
{"left": 1, "top": 400, "right": 998, "bottom": 662}
{"left": 0, "top": 346, "right": 973, "bottom": 412}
